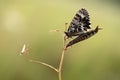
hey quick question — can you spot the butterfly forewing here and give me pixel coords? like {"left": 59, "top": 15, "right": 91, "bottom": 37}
{"left": 65, "top": 8, "right": 91, "bottom": 38}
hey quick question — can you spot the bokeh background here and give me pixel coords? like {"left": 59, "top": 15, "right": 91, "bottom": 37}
{"left": 0, "top": 0, "right": 120, "bottom": 80}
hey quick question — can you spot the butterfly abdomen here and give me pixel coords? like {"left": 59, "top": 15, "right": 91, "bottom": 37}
{"left": 66, "top": 26, "right": 100, "bottom": 48}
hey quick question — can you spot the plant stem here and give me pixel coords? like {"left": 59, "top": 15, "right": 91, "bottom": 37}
{"left": 58, "top": 48, "right": 66, "bottom": 80}
{"left": 29, "top": 59, "right": 58, "bottom": 72}
{"left": 21, "top": 27, "right": 67, "bottom": 80}
{"left": 58, "top": 34, "right": 67, "bottom": 80}
{"left": 58, "top": 46, "right": 66, "bottom": 72}
{"left": 58, "top": 71, "right": 62, "bottom": 80}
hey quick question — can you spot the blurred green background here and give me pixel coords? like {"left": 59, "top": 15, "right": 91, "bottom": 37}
{"left": 0, "top": 0, "right": 120, "bottom": 80}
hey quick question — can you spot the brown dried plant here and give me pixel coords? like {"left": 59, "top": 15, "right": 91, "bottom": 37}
{"left": 20, "top": 23, "right": 68, "bottom": 80}
{"left": 20, "top": 22, "right": 101, "bottom": 80}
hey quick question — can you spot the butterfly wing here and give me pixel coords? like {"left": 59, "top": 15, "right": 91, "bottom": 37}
{"left": 65, "top": 8, "right": 91, "bottom": 38}
{"left": 66, "top": 26, "right": 100, "bottom": 48}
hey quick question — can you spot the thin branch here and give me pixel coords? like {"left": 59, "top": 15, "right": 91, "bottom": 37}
{"left": 25, "top": 55, "right": 58, "bottom": 72}
{"left": 21, "top": 44, "right": 58, "bottom": 72}
{"left": 58, "top": 48, "right": 66, "bottom": 80}
{"left": 58, "top": 46, "right": 66, "bottom": 72}
{"left": 29, "top": 59, "right": 58, "bottom": 72}
{"left": 58, "top": 33, "right": 67, "bottom": 80}
{"left": 57, "top": 23, "right": 68, "bottom": 80}
{"left": 21, "top": 23, "right": 68, "bottom": 80}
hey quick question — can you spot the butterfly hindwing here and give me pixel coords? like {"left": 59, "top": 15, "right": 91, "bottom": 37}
{"left": 65, "top": 8, "right": 91, "bottom": 38}
{"left": 66, "top": 26, "right": 100, "bottom": 48}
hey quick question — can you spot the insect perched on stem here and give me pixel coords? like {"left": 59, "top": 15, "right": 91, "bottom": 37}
{"left": 65, "top": 8, "right": 102, "bottom": 48}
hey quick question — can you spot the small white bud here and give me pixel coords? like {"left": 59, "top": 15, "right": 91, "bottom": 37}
{"left": 20, "top": 44, "right": 26, "bottom": 55}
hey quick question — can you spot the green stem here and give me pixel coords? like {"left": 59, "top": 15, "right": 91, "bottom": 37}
{"left": 58, "top": 71, "right": 62, "bottom": 80}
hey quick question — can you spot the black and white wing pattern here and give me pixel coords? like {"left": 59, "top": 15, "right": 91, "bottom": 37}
{"left": 65, "top": 8, "right": 91, "bottom": 38}
{"left": 65, "top": 8, "right": 101, "bottom": 48}
{"left": 66, "top": 26, "right": 101, "bottom": 48}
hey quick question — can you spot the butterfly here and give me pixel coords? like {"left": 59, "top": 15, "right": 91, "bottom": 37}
{"left": 65, "top": 8, "right": 91, "bottom": 38}
{"left": 65, "top": 8, "right": 101, "bottom": 48}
